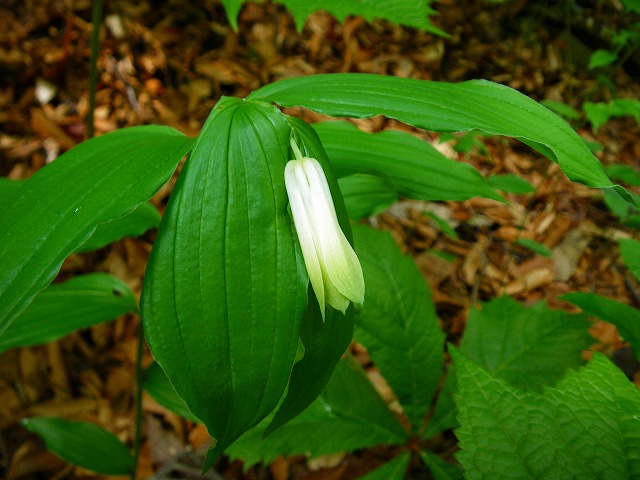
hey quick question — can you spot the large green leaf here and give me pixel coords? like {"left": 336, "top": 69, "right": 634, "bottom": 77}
{"left": 142, "top": 362, "right": 200, "bottom": 423}
{"left": 22, "top": 417, "right": 134, "bottom": 475}
{"left": 357, "top": 451, "right": 411, "bottom": 480}
{"left": 338, "top": 173, "right": 397, "bottom": 219}
{"left": 264, "top": 116, "right": 355, "bottom": 435}
{"left": 0, "top": 273, "right": 137, "bottom": 353}
{"left": 314, "top": 121, "right": 503, "bottom": 203}
{"left": 620, "top": 238, "right": 640, "bottom": 282}
{"left": 142, "top": 98, "right": 308, "bottom": 467}
{"left": 250, "top": 74, "right": 630, "bottom": 201}
{"left": 228, "top": 356, "right": 407, "bottom": 466}
{"left": 561, "top": 292, "right": 640, "bottom": 361}
{"left": 460, "top": 296, "right": 592, "bottom": 390}
{"left": 0, "top": 126, "right": 193, "bottom": 334}
{"left": 353, "top": 224, "right": 444, "bottom": 431}
{"left": 75, "top": 201, "right": 160, "bottom": 253}
{"left": 452, "top": 348, "right": 640, "bottom": 479}
{"left": 220, "top": 0, "right": 443, "bottom": 34}
{"left": 0, "top": 177, "right": 23, "bottom": 203}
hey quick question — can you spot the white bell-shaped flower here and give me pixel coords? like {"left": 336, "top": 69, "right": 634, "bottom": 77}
{"left": 284, "top": 156, "right": 365, "bottom": 319}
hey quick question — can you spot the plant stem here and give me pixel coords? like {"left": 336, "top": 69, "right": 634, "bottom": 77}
{"left": 88, "top": 0, "right": 104, "bottom": 138}
{"left": 132, "top": 316, "right": 145, "bottom": 480}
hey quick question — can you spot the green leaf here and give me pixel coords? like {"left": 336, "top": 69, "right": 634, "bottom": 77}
{"left": 606, "top": 164, "right": 640, "bottom": 187}
{"left": 514, "top": 238, "right": 552, "bottom": 258}
{"left": 314, "top": 121, "right": 504, "bottom": 203}
{"left": 357, "top": 451, "right": 411, "bottom": 480}
{"left": 0, "top": 273, "right": 137, "bottom": 353}
{"left": 540, "top": 100, "right": 581, "bottom": 121}
{"left": 426, "top": 212, "right": 459, "bottom": 239}
{"left": 142, "top": 362, "right": 200, "bottom": 423}
{"left": 585, "top": 99, "right": 640, "bottom": 131}
{"left": 250, "top": 74, "right": 629, "bottom": 201}
{"left": 264, "top": 116, "right": 355, "bottom": 436}
{"left": 76, "top": 202, "right": 160, "bottom": 253}
{"left": 0, "top": 177, "right": 24, "bottom": 204}
{"left": 460, "top": 296, "right": 592, "bottom": 390}
{"left": 588, "top": 49, "right": 618, "bottom": 70}
{"left": 22, "top": 417, "right": 134, "bottom": 475}
{"left": 353, "top": 225, "right": 445, "bottom": 431}
{"left": 603, "top": 188, "right": 640, "bottom": 227}
{"left": 339, "top": 173, "right": 397, "bottom": 219}
{"left": 142, "top": 98, "right": 308, "bottom": 467}
{"left": 419, "top": 450, "right": 464, "bottom": 480}
{"left": 621, "top": 0, "right": 640, "bottom": 13}
{"left": 228, "top": 356, "right": 407, "bottom": 467}
{"left": 487, "top": 173, "right": 535, "bottom": 194}
{"left": 452, "top": 348, "right": 640, "bottom": 479}
{"left": 422, "top": 368, "right": 457, "bottom": 439}
{"left": 220, "top": 0, "right": 444, "bottom": 35}
{"left": 0, "top": 126, "right": 193, "bottom": 335}
{"left": 561, "top": 291, "right": 640, "bottom": 360}
{"left": 620, "top": 238, "right": 640, "bottom": 282}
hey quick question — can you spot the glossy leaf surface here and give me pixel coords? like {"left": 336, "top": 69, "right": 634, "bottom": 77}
{"left": 142, "top": 362, "right": 200, "bottom": 423}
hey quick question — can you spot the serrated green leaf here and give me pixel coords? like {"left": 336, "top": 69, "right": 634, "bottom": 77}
{"left": 142, "top": 98, "right": 308, "bottom": 467}
{"left": 487, "top": 173, "right": 535, "bottom": 194}
{"left": 220, "top": 0, "right": 444, "bottom": 35}
{"left": 353, "top": 225, "right": 444, "bottom": 432}
{"left": 339, "top": 173, "right": 397, "bottom": 219}
{"left": 76, "top": 201, "right": 160, "bottom": 253}
{"left": 314, "top": 121, "right": 504, "bottom": 203}
{"left": 452, "top": 348, "right": 640, "bottom": 479}
{"left": 0, "top": 273, "right": 136, "bottom": 353}
{"left": 620, "top": 238, "right": 640, "bottom": 282}
{"left": 606, "top": 164, "right": 640, "bottom": 187}
{"left": 561, "top": 291, "right": 640, "bottom": 360}
{"left": 515, "top": 238, "right": 552, "bottom": 258}
{"left": 419, "top": 450, "right": 464, "bottom": 480}
{"left": 588, "top": 49, "right": 618, "bottom": 70}
{"left": 22, "top": 417, "right": 134, "bottom": 475}
{"left": 0, "top": 126, "right": 193, "bottom": 335}
{"left": 142, "top": 362, "right": 200, "bottom": 423}
{"left": 357, "top": 451, "right": 411, "bottom": 480}
{"left": 460, "top": 296, "right": 592, "bottom": 390}
{"left": 228, "top": 356, "right": 407, "bottom": 467}
{"left": 264, "top": 116, "right": 355, "bottom": 436}
{"left": 250, "top": 74, "right": 630, "bottom": 203}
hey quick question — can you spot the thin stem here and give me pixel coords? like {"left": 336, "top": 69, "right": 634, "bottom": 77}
{"left": 131, "top": 316, "right": 145, "bottom": 480}
{"left": 290, "top": 137, "right": 304, "bottom": 160}
{"left": 88, "top": 0, "right": 104, "bottom": 138}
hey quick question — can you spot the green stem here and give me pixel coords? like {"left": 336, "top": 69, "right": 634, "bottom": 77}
{"left": 131, "top": 316, "right": 145, "bottom": 480}
{"left": 290, "top": 137, "right": 304, "bottom": 160}
{"left": 88, "top": 0, "right": 104, "bottom": 138}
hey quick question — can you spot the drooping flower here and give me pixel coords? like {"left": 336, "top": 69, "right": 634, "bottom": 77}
{"left": 284, "top": 151, "right": 365, "bottom": 319}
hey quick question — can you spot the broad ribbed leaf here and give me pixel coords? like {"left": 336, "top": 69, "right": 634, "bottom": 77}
{"left": 0, "top": 177, "right": 23, "bottom": 203}
{"left": 142, "top": 98, "right": 308, "bottom": 466}
{"left": 339, "top": 173, "right": 397, "bottom": 219}
{"left": 353, "top": 224, "right": 444, "bottom": 431}
{"left": 452, "top": 348, "right": 640, "bottom": 479}
{"left": 562, "top": 292, "right": 640, "bottom": 360}
{"left": 142, "top": 362, "right": 200, "bottom": 423}
{"left": 0, "top": 273, "right": 136, "bottom": 353}
{"left": 0, "top": 126, "right": 193, "bottom": 334}
{"left": 460, "top": 296, "right": 592, "bottom": 390}
{"left": 357, "top": 452, "right": 411, "bottom": 480}
{"left": 22, "top": 417, "right": 134, "bottom": 475}
{"left": 76, "top": 202, "right": 160, "bottom": 253}
{"left": 314, "top": 121, "right": 503, "bottom": 202}
{"left": 264, "top": 116, "right": 356, "bottom": 436}
{"left": 250, "top": 74, "right": 630, "bottom": 202}
{"left": 228, "top": 356, "right": 407, "bottom": 466}
{"left": 220, "top": 0, "right": 443, "bottom": 34}
{"left": 620, "top": 238, "right": 640, "bottom": 282}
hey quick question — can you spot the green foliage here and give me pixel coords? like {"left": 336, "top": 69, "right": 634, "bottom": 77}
{"left": 584, "top": 99, "right": 640, "bottom": 131}
{"left": 419, "top": 450, "right": 464, "bottom": 480}
{"left": 142, "top": 362, "right": 200, "bottom": 423}
{"left": 540, "top": 99, "right": 581, "bottom": 121}
{"left": 607, "top": 164, "right": 640, "bottom": 187}
{"left": 514, "top": 238, "right": 552, "bottom": 258}
{"left": 0, "top": 126, "right": 193, "bottom": 335}
{"left": 487, "top": 173, "right": 535, "bottom": 194}
{"left": 0, "top": 273, "right": 137, "bottom": 353}
{"left": 588, "top": 49, "right": 619, "bottom": 70}
{"left": 22, "top": 417, "right": 135, "bottom": 475}
{"left": 314, "top": 121, "right": 504, "bottom": 203}
{"left": 251, "top": 74, "right": 631, "bottom": 202}
{"left": 353, "top": 225, "right": 444, "bottom": 431}
{"left": 602, "top": 188, "right": 640, "bottom": 229}
{"left": 452, "top": 349, "right": 640, "bottom": 479}
{"left": 620, "top": 237, "right": 640, "bottom": 281}
{"left": 460, "top": 296, "right": 592, "bottom": 390}
{"left": 219, "top": 0, "right": 444, "bottom": 35}
{"left": 338, "top": 173, "right": 398, "bottom": 219}
{"left": 357, "top": 452, "right": 411, "bottom": 480}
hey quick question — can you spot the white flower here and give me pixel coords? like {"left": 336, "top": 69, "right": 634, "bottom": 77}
{"left": 284, "top": 157, "right": 365, "bottom": 319}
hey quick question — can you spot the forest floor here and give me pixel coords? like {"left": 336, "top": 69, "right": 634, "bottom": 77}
{"left": 1, "top": 0, "right": 639, "bottom": 479}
